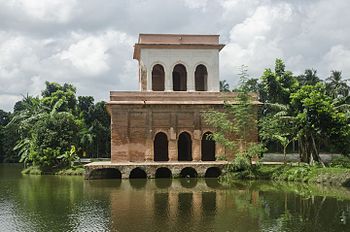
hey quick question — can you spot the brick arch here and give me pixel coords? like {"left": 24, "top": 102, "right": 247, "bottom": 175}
{"left": 201, "top": 131, "right": 216, "bottom": 161}
{"left": 154, "top": 132, "right": 169, "bottom": 161}
{"left": 177, "top": 131, "right": 192, "bottom": 161}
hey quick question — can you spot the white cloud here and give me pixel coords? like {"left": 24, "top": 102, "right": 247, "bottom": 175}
{"left": 6, "top": 0, "right": 77, "bottom": 23}
{"left": 321, "top": 45, "right": 350, "bottom": 77}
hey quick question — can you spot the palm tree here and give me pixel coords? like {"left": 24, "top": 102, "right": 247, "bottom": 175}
{"left": 326, "top": 70, "right": 349, "bottom": 99}
{"left": 220, "top": 80, "right": 230, "bottom": 92}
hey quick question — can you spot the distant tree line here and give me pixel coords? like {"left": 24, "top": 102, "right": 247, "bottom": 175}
{"left": 219, "top": 59, "right": 350, "bottom": 165}
{"left": 0, "top": 81, "right": 110, "bottom": 170}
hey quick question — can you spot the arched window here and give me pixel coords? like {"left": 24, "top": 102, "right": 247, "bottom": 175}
{"left": 195, "top": 64, "right": 208, "bottom": 91}
{"left": 178, "top": 132, "right": 192, "bottom": 161}
{"left": 154, "top": 132, "right": 169, "bottom": 161}
{"left": 152, "top": 64, "right": 165, "bottom": 91}
{"left": 173, "top": 64, "right": 187, "bottom": 91}
{"left": 201, "top": 132, "right": 215, "bottom": 161}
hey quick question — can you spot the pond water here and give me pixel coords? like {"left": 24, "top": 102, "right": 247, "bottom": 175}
{"left": 1, "top": 164, "right": 350, "bottom": 232}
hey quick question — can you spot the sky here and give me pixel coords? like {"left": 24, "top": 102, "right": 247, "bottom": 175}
{"left": 0, "top": 0, "right": 349, "bottom": 111}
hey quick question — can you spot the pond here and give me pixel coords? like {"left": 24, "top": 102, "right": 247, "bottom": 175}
{"left": 0, "top": 164, "right": 350, "bottom": 232}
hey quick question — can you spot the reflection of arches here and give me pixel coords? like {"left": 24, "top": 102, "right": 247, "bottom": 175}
{"left": 155, "top": 167, "right": 172, "bottom": 178}
{"left": 152, "top": 64, "right": 165, "bottom": 91}
{"left": 204, "top": 167, "right": 221, "bottom": 178}
{"left": 180, "top": 167, "right": 198, "bottom": 178}
{"left": 172, "top": 64, "right": 187, "bottom": 91}
{"left": 129, "top": 167, "right": 147, "bottom": 179}
{"left": 89, "top": 168, "right": 121, "bottom": 179}
{"left": 180, "top": 178, "right": 198, "bottom": 188}
{"left": 154, "top": 132, "right": 169, "bottom": 161}
{"left": 195, "top": 64, "right": 208, "bottom": 91}
{"left": 201, "top": 132, "right": 215, "bottom": 161}
{"left": 178, "top": 132, "right": 192, "bottom": 161}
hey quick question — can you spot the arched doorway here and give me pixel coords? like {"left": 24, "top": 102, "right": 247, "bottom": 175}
{"left": 152, "top": 64, "right": 165, "bottom": 91}
{"left": 172, "top": 64, "right": 187, "bottom": 91}
{"left": 195, "top": 64, "right": 208, "bottom": 91}
{"left": 154, "top": 132, "right": 169, "bottom": 161}
{"left": 201, "top": 132, "right": 215, "bottom": 161}
{"left": 178, "top": 132, "right": 192, "bottom": 161}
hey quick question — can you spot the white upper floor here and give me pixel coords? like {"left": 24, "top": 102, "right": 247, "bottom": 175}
{"left": 133, "top": 34, "right": 225, "bottom": 92}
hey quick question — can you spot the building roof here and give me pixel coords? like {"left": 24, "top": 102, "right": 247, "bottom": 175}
{"left": 133, "top": 33, "right": 225, "bottom": 60}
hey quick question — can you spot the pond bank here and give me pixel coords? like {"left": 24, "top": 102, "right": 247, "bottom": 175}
{"left": 22, "top": 165, "right": 85, "bottom": 176}
{"left": 223, "top": 164, "right": 350, "bottom": 187}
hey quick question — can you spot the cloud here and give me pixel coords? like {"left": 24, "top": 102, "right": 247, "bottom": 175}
{"left": 0, "top": 0, "right": 350, "bottom": 111}
{"left": 5, "top": 0, "right": 77, "bottom": 23}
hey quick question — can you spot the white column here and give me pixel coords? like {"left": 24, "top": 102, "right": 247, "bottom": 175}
{"left": 187, "top": 66, "right": 195, "bottom": 91}
{"left": 147, "top": 68, "right": 152, "bottom": 91}
{"left": 165, "top": 68, "right": 172, "bottom": 91}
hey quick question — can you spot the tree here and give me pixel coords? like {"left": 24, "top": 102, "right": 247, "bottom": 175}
{"left": 297, "top": 69, "right": 320, "bottom": 86}
{"left": 289, "top": 83, "right": 350, "bottom": 165}
{"left": 220, "top": 80, "right": 230, "bottom": 92}
{"left": 259, "top": 107, "right": 297, "bottom": 163}
{"left": 326, "top": 70, "right": 349, "bottom": 100}
{"left": 204, "top": 66, "right": 264, "bottom": 161}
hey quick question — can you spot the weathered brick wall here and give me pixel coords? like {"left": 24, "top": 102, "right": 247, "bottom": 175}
{"left": 109, "top": 102, "right": 259, "bottom": 163}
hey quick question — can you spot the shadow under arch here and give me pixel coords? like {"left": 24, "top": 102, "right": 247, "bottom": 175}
{"left": 180, "top": 167, "right": 198, "bottom": 178}
{"left": 89, "top": 168, "right": 122, "bottom": 179}
{"left": 129, "top": 167, "right": 147, "bottom": 179}
{"left": 155, "top": 167, "right": 172, "bottom": 178}
{"left": 204, "top": 167, "right": 222, "bottom": 178}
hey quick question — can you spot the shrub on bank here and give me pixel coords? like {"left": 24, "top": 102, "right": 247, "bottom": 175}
{"left": 22, "top": 165, "right": 84, "bottom": 176}
{"left": 222, "top": 163, "right": 350, "bottom": 187}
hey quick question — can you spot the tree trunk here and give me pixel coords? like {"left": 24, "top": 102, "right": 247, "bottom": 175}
{"left": 311, "top": 134, "right": 325, "bottom": 167}
{"left": 283, "top": 146, "right": 287, "bottom": 164}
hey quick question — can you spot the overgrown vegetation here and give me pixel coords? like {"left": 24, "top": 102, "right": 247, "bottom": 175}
{"left": 215, "top": 59, "right": 350, "bottom": 183}
{"left": 0, "top": 81, "right": 110, "bottom": 174}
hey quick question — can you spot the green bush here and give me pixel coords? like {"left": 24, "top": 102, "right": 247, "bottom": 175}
{"left": 329, "top": 156, "right": 350, "bottom": 169}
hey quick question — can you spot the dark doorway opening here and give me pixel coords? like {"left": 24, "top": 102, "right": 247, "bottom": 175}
{"left": 154, "top": 132, "right": 169, "bottom": 161}
{"left": 129, "top": 167, "right": 147, "bottom": 179}
{"left": 201, "top": 132, "right": 215, "bottom": 161}
{"left": 89, "top": 168, "right": 122, "bottom": 179}
{"left": 178, "top": 132, "right": 192, "bottom": 161}
{"left": 152, "top": 64, "right": 165, "bottom": 91}
{"left": 180, "top": 167, "right": 198, "bottom": 178}
{"left": 172, "top": 64, "right": 187, "bottom": 91}
{"left": 155, "top": 167, "right": 172, "bottom": 178}
{"left": 195, "top": 64, "right": 208, "bottom": 91}
{"left": 204, "top": 167, "right": 221, "bottom": 178}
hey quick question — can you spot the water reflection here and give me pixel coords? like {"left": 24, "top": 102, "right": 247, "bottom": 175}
{"left": 1, "top": 165, "right": 350, "bottom": 232}
{"left": 180, "top": 177, "right": 198, "bottom": 188}
{"left": 129, "top": 178, "right": 147, "bottom": 189}
{"left": 155, "top": 178, "right": 172, "bottom": 189}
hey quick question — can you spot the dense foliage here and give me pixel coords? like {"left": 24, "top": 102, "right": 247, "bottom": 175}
{"left": 219, "top": 59, "right": 350, "bottom": 166}
{"left": 0, "top": 82, "right": 110, "bottom": 170}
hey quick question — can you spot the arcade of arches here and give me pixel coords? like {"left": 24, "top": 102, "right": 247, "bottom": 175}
{"left": 153, "top": 131, "right": 216, "bottom": 162}
{"left": 151, "top": 63, "right": 208, "bottom": 92}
